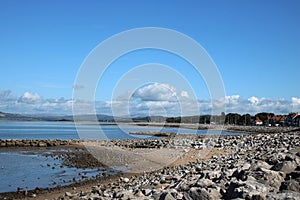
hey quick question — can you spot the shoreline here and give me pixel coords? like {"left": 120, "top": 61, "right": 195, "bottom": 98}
{"left": 0, "top": 126, "right": 300, "bottom": 199}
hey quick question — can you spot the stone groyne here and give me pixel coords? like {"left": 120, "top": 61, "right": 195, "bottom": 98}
{"left": 0, "top": 139, "right": 80, "bottom": 147}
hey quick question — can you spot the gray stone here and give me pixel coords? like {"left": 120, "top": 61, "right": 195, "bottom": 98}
{"left": 143, "top": 188, "right": 152, "bottom": 196}
{"left": 159, "top": 192, "right": 176, "bottom": 200}
{"left": 207, "top": 188, "right": 221, "bottom": 199}
{"left": 254, "top": 167, "right": 284, "bottom": 190}
{"left": 65, "top": 191, "right": 73, "bottom": 197}
{"left": 196, "top": 178, "right": 214, "bottom": 188}
{"left": 287, "top": 171, "right": 300, "bottom": 179}
{"left": 38, "top": 142, "right": 47, "bottom": 147}
{"left": 266, "top": 191, "right": 300, "bottom": 200}
{"left": 253, "top": 160, "right": 272, "bottom": 170}
{"left": 271, "top": 161, "right": 297, "bottom": 174}
{"left": 118, "top": 190, "right": 135, "bottom": 199}
{"left": 183, "top": 192, "right": 193, "bottom": 200}
{"left": 134, "top": 190, "right": 145, "bottom": 197}
{"left": 222, "top": 181, "right": 244, "bottom": 199}
{"left": 121, "top": 177, "right": 130, "bottom": 183}
{"left": 238, "top": 180, "right": 268, "bottom": 199}
{"left": 232, "top": 169, "right": 248, "bottom": 181}
{"left": 189, "top": 187, "right": 210, "bottom": 200}
{"left": 280, "top": 180, "right": 300, "bottom": 192}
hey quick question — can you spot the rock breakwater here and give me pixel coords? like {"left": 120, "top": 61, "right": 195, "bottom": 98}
{"left": 0, "top": 139, "right": 79, "bottom": 147}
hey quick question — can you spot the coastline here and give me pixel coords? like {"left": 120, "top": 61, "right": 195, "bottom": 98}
{"left": 0, "top": 125, "right": 300, "bottom": 199}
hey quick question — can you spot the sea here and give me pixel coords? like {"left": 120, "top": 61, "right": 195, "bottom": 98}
{"left": 0, "top": 120, "right": 242, "bottom": 193}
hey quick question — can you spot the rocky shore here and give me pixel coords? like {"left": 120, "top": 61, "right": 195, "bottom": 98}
{"left": 0, "top": 139, "right": 80, "bottom": 147}
{"left": 1, "top": 126, "right": 300, "bottom": 199}
{"left": 54, "top": 131, "right": 300, "bottom": 200}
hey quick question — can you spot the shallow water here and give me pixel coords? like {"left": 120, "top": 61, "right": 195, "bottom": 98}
{"left": 0, "top": 149, "right": 110, "bottom": 193}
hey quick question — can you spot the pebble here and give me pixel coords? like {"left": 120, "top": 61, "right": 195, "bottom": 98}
{"left": 122, "top": 177, "right": 130, "bottom": 183}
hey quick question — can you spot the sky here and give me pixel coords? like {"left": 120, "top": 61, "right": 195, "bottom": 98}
{"left": 0, "top": 0, "right": 300, "bottom": 116}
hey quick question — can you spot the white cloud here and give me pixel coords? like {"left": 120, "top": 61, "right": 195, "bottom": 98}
{"left": 248, "top": 96, "right": 259, "bottom": 104}
{"left": 225, "top": 95, "right": 241, "bottom": 104}
{"left": 292, "top": 97, "right": 300, "bottom": 111}
{"left": 0, "top": 89, "right": 299, "bottom": 116}
{"left": 132, "top": 83, "right": 177, "bottom": 101}
{"left": 292, "top": 97, "right": 300, "bottom": 105}
{"left": 18, "top": 92, "right": 42, "bottom": 104}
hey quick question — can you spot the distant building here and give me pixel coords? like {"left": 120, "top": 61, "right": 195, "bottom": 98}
{"left": 255, "top": 118, "right": 263, "bottom": 126}
{"left": 285, "top": 113, "right": 300, "bottom": 127}
{"left": 268, "top": 115, "right": 286, "bottom": 126}
{"left": 293, "top": 114, "right": 300, "bottom": 127}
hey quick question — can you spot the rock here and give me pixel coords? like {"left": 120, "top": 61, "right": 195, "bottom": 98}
{"left": 135, "top": 190, "right": 145, "bottom": 197}
{"left": 121, "top": 177, "right": 129, "bottom": 183}
{"left": 238, "top": 180, "right": 268, "bottom": 199}
{"left": 241, "top": 162, "right": 251, "bottom": 170}
{"left": 271, "top": 161, "right": 297, "bottom": 173}
{"left": 253, "top": 160, "right": 272, "bottom": 170}
{"left": 103, "top": 191, "right": 110, "bottom": 197}
{"left": 207, "top": 188, "right": 221, "bottom": 199}
{"left": 6, "top": 141, "right": 15, "bottom": 147}
{"left": 183, "top": 192, "right": 193, "bottom": 200}
{"left": 205, "top": 170, "right": 221, "bottom": 180}
{"left": 117, "top": 190, "right": 135, "bottom": 199}
{"left": 15, "top": 133, "right": 298, "bottom": 200}
{"left": 280, "top": 180, "right": 300, "bottom": 192}
{"left": 143, "top": 188, "right": 152, "bottom": 196}
{"left": 38, "top": 142, "right": 47, "bottom": 147}
{"left": 251, "top": 194, "right": 265, "bottom": 200}
{"left": 232, "top": 169, "right": 248, "bottom": 181}
{"left": 287, "top": 171, "right": 300, "bottom": 179}
{"left": 159, "top": 192, "right": 176, "bottom": 200}
{"left": 254, "top": 167, "right": 284, "bottom": 190}
{"left": 266, "top": 191, "right": 300, "bottom": 200}
{"left": 222, "top": 181, "right": 244, "bottom": 199}
{"left": 189, "top": 187, "right": 210, "bottom": 200}
{"left": 196, "top": 178, "right": 214, "bottom": 188}
{"left": 65, "top": 191, "right": 73, "bottom": 197}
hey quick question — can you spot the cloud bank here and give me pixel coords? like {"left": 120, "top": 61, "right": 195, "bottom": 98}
{"left": 0, "top": 84, "right": 299, "bottom": 116}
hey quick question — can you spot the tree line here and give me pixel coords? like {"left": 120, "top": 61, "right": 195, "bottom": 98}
{"left": 164, "top": 112, "right": 297, "bottom": 126}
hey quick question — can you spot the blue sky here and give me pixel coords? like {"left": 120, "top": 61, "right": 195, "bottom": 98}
{"left": 0, "top": 0, "right": 300, "bottom": 115}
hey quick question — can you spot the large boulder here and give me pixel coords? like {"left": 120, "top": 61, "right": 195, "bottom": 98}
{"left": 188, "top": 187, "right": 210, "bottom": 200}
{"left": 280, "top": 180, "right": 300, "bottom": 192}
{"left": 253, "top": 167, "right": 285, "bottom": 190}
{"left": 271, "top": 161, "right": 297, "bottom": 174}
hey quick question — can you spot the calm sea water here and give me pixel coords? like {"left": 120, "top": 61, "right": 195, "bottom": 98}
{"left": 0, "top": 120, "right": 240, "bottom": 140}
{"left": 0, "top": 121, "right": 242, "bottom": 193}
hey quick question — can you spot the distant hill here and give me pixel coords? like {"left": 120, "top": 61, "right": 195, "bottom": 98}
{"left": 0, "top": 111, "right": 41, "bottom": 121}
{"left": 0, "top": 111, "right": 127, "bottom": 122}
{"left": 0, "top": 111, "right": 167, "bottom": 123}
